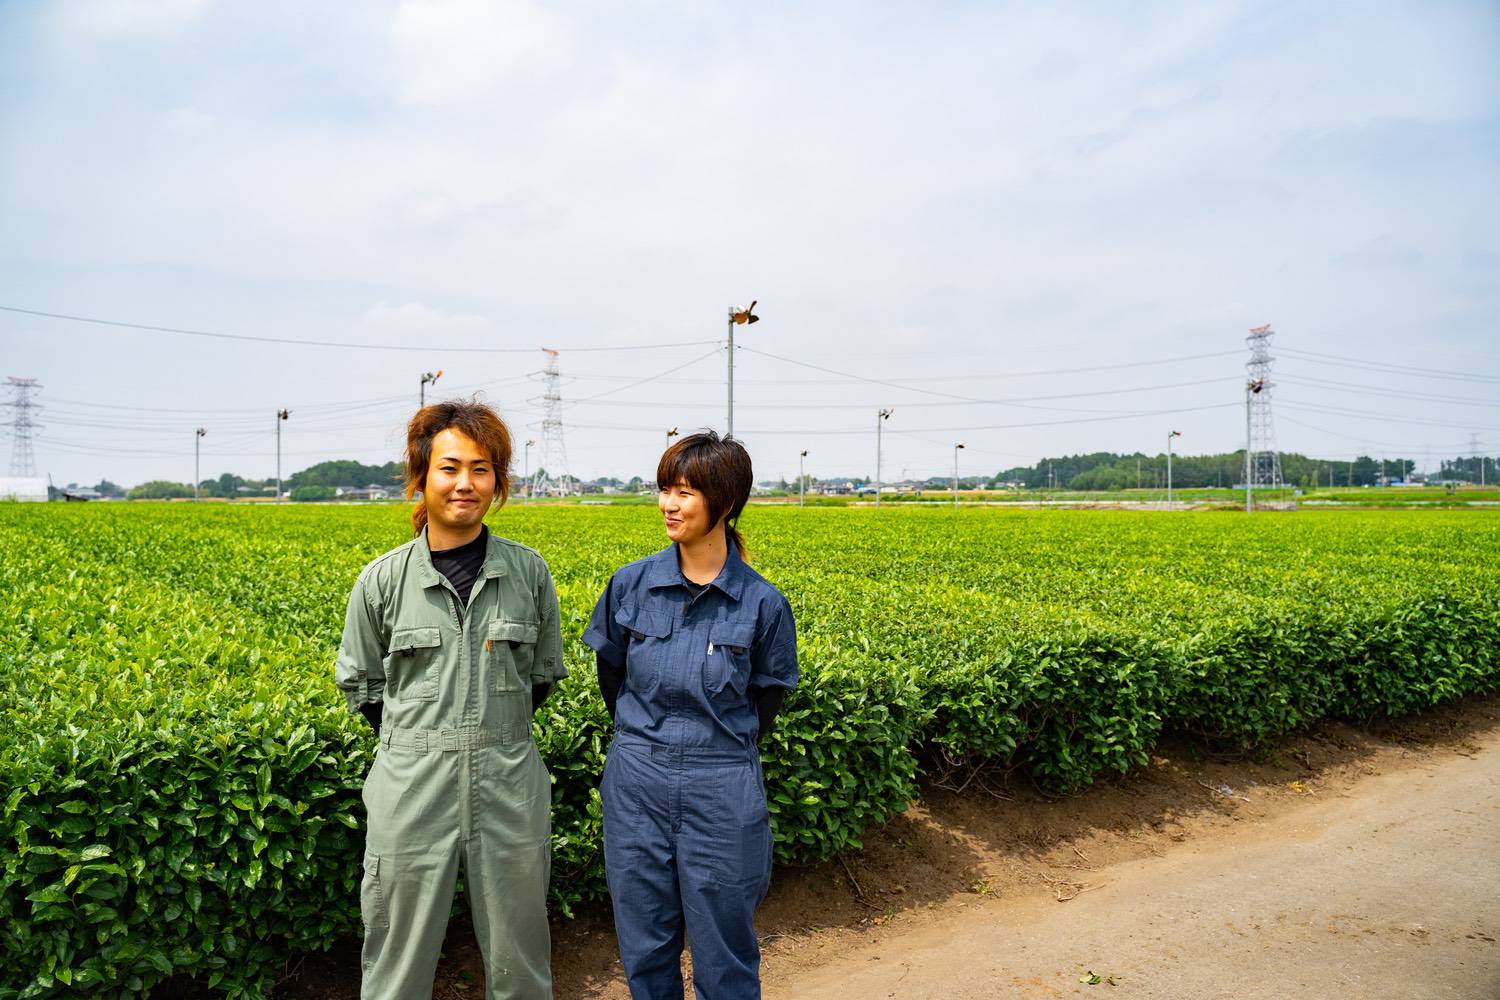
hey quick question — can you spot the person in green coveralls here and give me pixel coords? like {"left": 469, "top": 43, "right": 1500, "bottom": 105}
{"left": 334, "top": 400, "right": 565, "bottom": 999}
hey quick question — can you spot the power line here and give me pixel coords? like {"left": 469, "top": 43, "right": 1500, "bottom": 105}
{"left": 566, "top": 375, "right": 1242, "bottom": 411}
{"left": 0, "top": 304, "right": 719, "bottom": 354}
{"left": 1279, "top": 399, "right": 1500, "bottom": 432}
{"left": 1277, "top": 374, "right": 1500, "bottom": 407}
{"left": 737, "top": 345, "right": 1245, "bottom": 403}
{"left": 1278, "top": 347, "right": 1500, "bottom": 384}
{"left": 568, "top": 347, "right": 724, "bottom": 403}
{"left": 735, "top": 401, "right": 1242, "bottom": 436}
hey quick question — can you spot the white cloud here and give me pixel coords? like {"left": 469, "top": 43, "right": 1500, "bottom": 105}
{"left": 56, "top": 0, "right": 207, "bottom": 38}
{"left": 358, "top": 301, "right": 495, "bottom": 342}
{"left": 389, "top": 0, "right": 575, "bottom": 106}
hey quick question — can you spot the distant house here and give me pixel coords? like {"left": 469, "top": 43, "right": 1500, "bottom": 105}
{"left": 62, "top": 487, "right": 103, "bottom": 502}
{"left": 335, "top": 483, "right": 392, "bottom": 501}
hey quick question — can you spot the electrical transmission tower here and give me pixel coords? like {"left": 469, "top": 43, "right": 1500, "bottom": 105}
{"left": 529, "top": 349, "right": 573, "bottom": 497}
{"left": 1245, "top": 325, "right": 1282, "bottom": 489}
{"left": 4, "top": 376, "right": 44, "bottom": 476}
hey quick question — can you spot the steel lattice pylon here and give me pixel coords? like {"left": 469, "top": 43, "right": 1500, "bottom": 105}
{"left": 528, "top": 349, "right": 574, "bottom": 497}
{"left": 4, "top": 376, "right": 43, "bottom": 476}
{"left": 1245, "top": 326, "right": 1283, "bottom": 489}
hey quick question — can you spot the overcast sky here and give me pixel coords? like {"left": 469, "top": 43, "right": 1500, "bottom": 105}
{"left": 2, "top": 0, "right": 1497, "bottom": 489}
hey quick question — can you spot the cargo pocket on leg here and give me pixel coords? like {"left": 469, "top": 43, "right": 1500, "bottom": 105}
{"left": 361, "top": 851, "right": 390, "bottom": 935}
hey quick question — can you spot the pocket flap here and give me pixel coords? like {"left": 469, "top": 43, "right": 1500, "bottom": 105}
{"left": 487, "top": 618, "right": 539, "bottom": 644}
{"left": 709, "top": 619, "right": 756, "bottom": 651}
{"left": 616, "top": 605, "right": 673, "bottom": 639}
{"left": 391, "top": 626, "right": 441, "bottom": 651}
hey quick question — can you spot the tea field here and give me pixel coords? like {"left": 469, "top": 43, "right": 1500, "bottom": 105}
{"left": 2, "top": 503, "right": 1497, "bottom": 996}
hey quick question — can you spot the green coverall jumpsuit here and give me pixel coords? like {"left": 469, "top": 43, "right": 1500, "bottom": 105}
{"left": 334, "top": 527, "right": 566, "bottom": 999}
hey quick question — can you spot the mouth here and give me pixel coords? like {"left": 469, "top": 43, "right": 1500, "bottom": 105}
{"left": 664, "top": 517, "right": 682, "bottom": 527}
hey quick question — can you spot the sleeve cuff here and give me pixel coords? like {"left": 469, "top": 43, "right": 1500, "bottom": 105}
{"left": 531, "top": 656, "right": 569, "bottom": 683}
{"left": 582, "top": 626, "right": 624, "bottom": 670}
{"left": 342, "top": 685, "right": 384, "bottom": 714}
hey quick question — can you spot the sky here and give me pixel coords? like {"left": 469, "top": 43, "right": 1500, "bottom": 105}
{"left": 2, "top": 0, "right": 1497, "bottom": 489}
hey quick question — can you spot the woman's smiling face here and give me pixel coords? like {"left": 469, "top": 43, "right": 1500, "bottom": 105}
{"left": 659, "top": 479, "right": 717, "bottom": 545}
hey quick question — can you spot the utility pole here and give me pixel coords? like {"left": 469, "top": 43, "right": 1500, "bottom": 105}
{"left": 523, "top": 439, "right": 535, "bottom": 505}
{"left": 194, "top": 428, "right": 206, "bottom": 499}
{"left": 275, "top": 408, "right": 289, "bottom": 501}
{"left": 420, "top": 370, "right": 442, "bottom": 408}
{"left": 1166, "top": 430, "right": 1181, "bottom": 509}
{"left": 799, "top": 449, "right": 808, "bottom": 507}
{"left": 876, "top": 408, "right": 893, "bottom": 508}
{"left": 727, "top": 301, "right": 758, "bottom": 437}
{"left": 953, "top": 441, "right": 966, "bottom": 510}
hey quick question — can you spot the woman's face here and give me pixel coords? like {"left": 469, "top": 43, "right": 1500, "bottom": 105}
{"left": 659, "top": 479, "right": 719, "bottom": 546}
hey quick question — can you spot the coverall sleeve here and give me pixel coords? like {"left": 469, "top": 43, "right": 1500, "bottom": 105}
{"left": 581, "top": 573, "right": 627, "bottom": 670}
{"left": 333, "top": 571, "right": 387, "bottom": 714}
{"left": 750, "top": 593, "right": 799, "bottom": 692}
{"left": 532, "top": 558, "right": 568, "bottom": 684}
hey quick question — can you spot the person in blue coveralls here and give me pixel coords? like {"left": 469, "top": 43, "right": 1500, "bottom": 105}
{"left": 583, "top": 430, "right": 799, "bottom": 1000}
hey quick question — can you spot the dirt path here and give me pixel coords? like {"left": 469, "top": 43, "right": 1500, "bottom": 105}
{"left": 275, "top": 696, "right": 1500, "bottom": 999}
{"left": 783, "top": 722, "right": 1500, "bottom": 1000}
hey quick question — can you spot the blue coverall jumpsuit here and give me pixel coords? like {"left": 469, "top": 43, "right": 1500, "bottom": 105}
{"left": 583, "top": 542, "right": 798, "bottom": 1000}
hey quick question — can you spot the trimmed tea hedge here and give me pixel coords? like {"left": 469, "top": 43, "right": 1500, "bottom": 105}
{"left": 2, "top": 504, "right": 1497, "bottom": 996}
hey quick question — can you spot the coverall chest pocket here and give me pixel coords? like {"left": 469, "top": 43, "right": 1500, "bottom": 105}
{"left": 705, "top": 619, "right": 756, "bottom": 701}
{"left": 616, "top": 605, "right": 673, "bottom": 696}
{"left": 486, "top": 618, "right": 539, "bottom": 694}
{"left": 386, "top": 626, "right": 442, "bottom": 702}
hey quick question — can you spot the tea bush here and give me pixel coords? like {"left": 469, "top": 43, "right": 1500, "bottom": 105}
{"left": 2, "top": 504, "right": 1497, "bottom": 996}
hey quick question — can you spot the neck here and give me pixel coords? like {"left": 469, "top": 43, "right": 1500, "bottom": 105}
{"left": 677, "top": 527, "right": 729, "bottom": 585}
{"left": 427, "top": 520, "right": 484, "bottom": 551}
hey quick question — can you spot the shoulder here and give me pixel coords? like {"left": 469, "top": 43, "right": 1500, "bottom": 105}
{"left": 738, "top": 564, "right": 793, "bottom": 620}
{"left": 488, "top": 531, "right": 547, "bottom": 569}
{"left": 609, "top": 548, "right": 665, "bottom": 591}
{"left": 353, "top": 537, "right": 422, "bottom": 600}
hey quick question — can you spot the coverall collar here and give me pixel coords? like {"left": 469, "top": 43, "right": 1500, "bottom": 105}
{"left": 645, "top": 540, "right": 747, "bottom": 603}
{"left": 414, "top": 524, "right": 509, "bottom": 590}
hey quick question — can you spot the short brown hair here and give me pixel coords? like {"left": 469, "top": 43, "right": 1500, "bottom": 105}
{"left": 656, "top": 430, "right": 753, "bottom": 558}
{"left": 403, "top": 399, "right": 514, "bottom": 536}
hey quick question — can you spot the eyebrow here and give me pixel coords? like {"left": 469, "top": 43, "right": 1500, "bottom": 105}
{"left": 436, "top": 455, "right": 489, "bottom": 464}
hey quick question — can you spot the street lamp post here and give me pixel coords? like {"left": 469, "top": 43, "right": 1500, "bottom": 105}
{"left": 1166, "top": 430, "right": 1181, "bottom": 510}
{"left": 275, "top": 409, "right": 290, "bottom": 501}
{"left": 876, "top": 407, "right": 894, "bottom": 508}
{"left": 195, "top": 428, "right": 206, "bottom": 500}
{"left": 799, "top": 449, "right": 808, "bottom": 507}
{"left": 420, "top": 370, "right": 443, "bottom": 408}
{"left": 523, "top": 439, "right": 535, "bottom": 505}
{"left": 727, "top": 301, "right": 758, "bottom": 437}
{"left": 953, "top": 441, "right": 966, "bottom": 510}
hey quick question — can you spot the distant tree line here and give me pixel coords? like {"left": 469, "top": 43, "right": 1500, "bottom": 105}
{"left": 989, "top": 451, "right": 1434, "bottom": 490}
{"left": 69, "top": 450, "right": 1500, "bottom": 500}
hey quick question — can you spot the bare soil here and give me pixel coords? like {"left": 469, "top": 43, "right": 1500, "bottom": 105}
{"left": 263, "top": 693, "right": 1500, "bottom": 1000}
